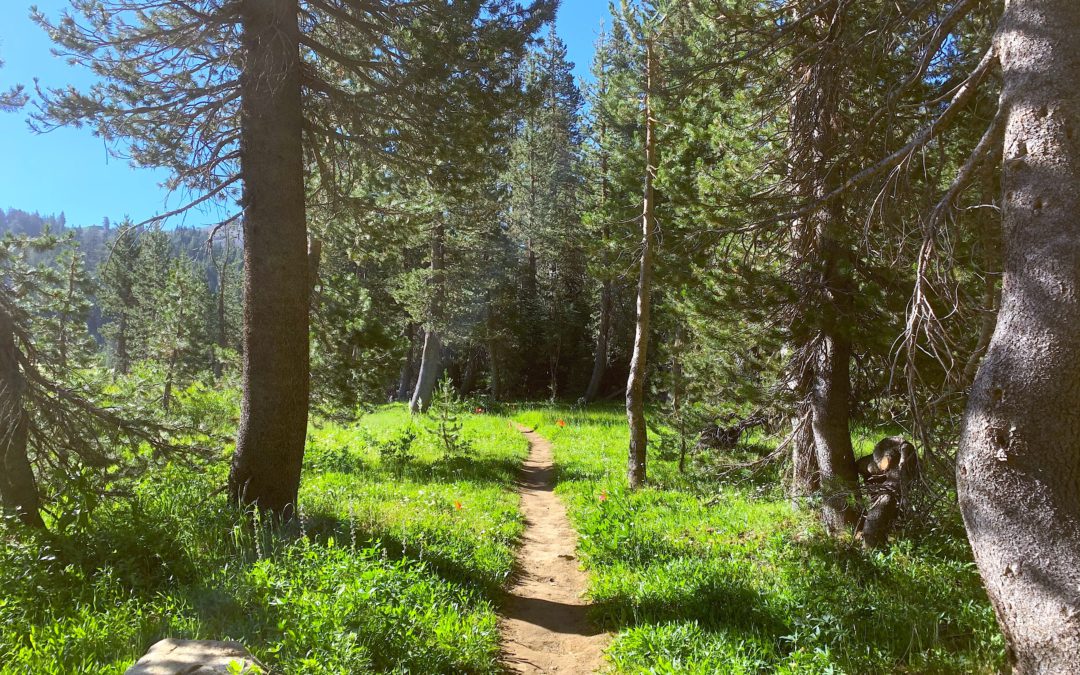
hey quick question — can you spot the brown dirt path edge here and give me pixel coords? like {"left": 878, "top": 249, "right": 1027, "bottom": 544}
{"left": 500, "top": 424, "right": 610, "bottom": 674}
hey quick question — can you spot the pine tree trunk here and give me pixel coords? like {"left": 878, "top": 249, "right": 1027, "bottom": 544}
{"left": 0, "top": 307, "right": 44, "bottom": 528}
{"left": 411, "top": 223, "right": 446, "bottom": 413}
{"left": 228, "top": 0, "right": 309, "bottom": 521}
{"left": 585, "top": 279, "right": 611, "bottom": 403}
{"left": 626, "top": 39, "right": 657, "bottom": 490}
{"left": 810, "top": 307, "right": 858, "bottom": 531}
{"left": 789, "top": 2, "right": 859, "bottom": 532}
{"left": 958, "top": 2, "right": 1080, "bottom": 669}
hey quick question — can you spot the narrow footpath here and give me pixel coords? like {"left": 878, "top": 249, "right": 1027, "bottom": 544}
{"left": 500, "top": 425, "right": 610, "bottom": 674}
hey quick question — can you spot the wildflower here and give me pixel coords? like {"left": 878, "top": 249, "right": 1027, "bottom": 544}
{"left": 556, "top": 419, "right": 567, "bottom": 428}
{"left": 598, "top": 491, "right": 608, "bottom": 502}
{"left": 454, "top": 500, "right": 464, "bottom": 510}
{"left": 475, "top": 407, "right": 485, "bottom": 414}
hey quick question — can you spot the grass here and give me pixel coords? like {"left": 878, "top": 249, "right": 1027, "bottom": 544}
{"left": 514, "top": 404, "right": 1005, "bottom": 674}
{"left": 0, "top": 398, "right": 1008, "bottom": 673}
{"left": 0, "top": 404, "right": 525, "bottom": 674}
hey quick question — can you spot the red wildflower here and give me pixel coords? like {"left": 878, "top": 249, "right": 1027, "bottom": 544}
{"left": 475, "top": 407, "right": 485, "bottom": 414}
{"left": 556, "top": 419, "right": 567, "bottom": 428}
{"left": 598, "top": 491, "right": 608, "bottom": 502}
{"left": 454, "top": 500, "right": 464, "bottom": 510}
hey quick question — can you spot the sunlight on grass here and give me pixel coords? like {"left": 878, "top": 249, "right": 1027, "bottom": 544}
{"left": 515, "top": 404, "right": 1004, "bottom": 674}
{"left": 0, "top": 404, "right": 524, "bottom": 674}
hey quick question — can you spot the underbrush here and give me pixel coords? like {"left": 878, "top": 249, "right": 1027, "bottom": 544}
{"left": 0, "top": 404, "right": 524, "bottom": 674}
{"left": 514, "top": 405, "right": 1005, "bottom": 674}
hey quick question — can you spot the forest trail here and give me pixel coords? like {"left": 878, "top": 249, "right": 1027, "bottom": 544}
{"left": 500, "top": 425, "right": 610, "bottom": 674}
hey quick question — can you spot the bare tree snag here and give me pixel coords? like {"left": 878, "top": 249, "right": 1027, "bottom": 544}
{"left": 626, "top": 38, "right": 657, "bottom": 490}
{"left": 410, "top": 222, "right": 446, "bottom": 414}
{"left": 958, "top": 1, "right": 1080, "bottom": 670}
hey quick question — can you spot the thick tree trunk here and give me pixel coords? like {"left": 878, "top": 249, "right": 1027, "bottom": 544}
{"left": 810, "top": 315, "right": 859, "bottom": 532}
{"left": 228, "top": 0, "right": 309, "bottom": 521}
{"left": 0, "top": 308, "right": 44, "bottom": 528}
{"left": 810, "top": 230, "right": 859, "bottom": 531}
{"left": 585, "top": 279, "right": 611, "bottom": 403}
{"left": 410, "top": 223, "right": 446, "bottom": 414}
{"left": 410, "top": 330, "right": 442, "bottom": 413}
{"left": 626, "top": 39, "right": 657, "bottom": 490}
{"left": 958, "top": 2, "right": 1080, "bottom": 670}
{"left": 789, "top": 2, "right": 859, "bottom": 532}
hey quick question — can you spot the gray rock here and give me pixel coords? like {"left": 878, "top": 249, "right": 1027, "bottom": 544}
{"left": 125, "top": 639, "right": 265, "bottom": 674}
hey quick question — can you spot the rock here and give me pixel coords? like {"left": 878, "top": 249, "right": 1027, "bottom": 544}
{"left": 125, "top": 639, "right": 265, "bottom": 674}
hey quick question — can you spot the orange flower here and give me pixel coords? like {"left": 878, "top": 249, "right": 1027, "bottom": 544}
{"left": 556, "top": 419, "right": 567, "bottom": 428}
{"left": 454, "top": 500, "right": 464, "bottom": 510}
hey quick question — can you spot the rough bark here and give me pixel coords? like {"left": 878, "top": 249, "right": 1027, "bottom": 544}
{"left": 626, "top": 39, "right": 657, "bottom": 490}
{"left": 789, "top": 1, "right": 859, "bottom": 532}
{"left": 410, "top": 223, "right": 446, "bottom": 414}
{"left": 810, "top": 238, "right": 859, "bottom": 532}
{"left": 958, "top": 2, "right": 1080, "bottom": 670}
{"left": 227, "top": 0, "right": 309, "bottom": 521}
{"left": 0, "top": 307, "right": 44, "bottom": 528}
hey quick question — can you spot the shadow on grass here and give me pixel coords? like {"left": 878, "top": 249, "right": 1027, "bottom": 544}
{"left": 302, "top": 512, "right": 509, "bottom": 598}
{"left": 319, "top": 455, "right": 521, "bottom": 488}
{"left": 591, "top": 532, "right": 995, "bottom": 669}
{"left": 593, "top": 578, "right": 789, "bottom": 640}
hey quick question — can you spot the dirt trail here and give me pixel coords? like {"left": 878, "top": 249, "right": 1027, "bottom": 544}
{"left": 500, "top": 424, "right": 609, "bottom": 674}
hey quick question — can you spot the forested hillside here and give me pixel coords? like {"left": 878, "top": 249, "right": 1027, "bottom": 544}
{"left": 1, "top": 0, "right": 1078, "bottom": 672}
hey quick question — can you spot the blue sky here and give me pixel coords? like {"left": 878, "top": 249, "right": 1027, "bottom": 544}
{"left": 0, "top": 1, "right": 610, "bottom": 228}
